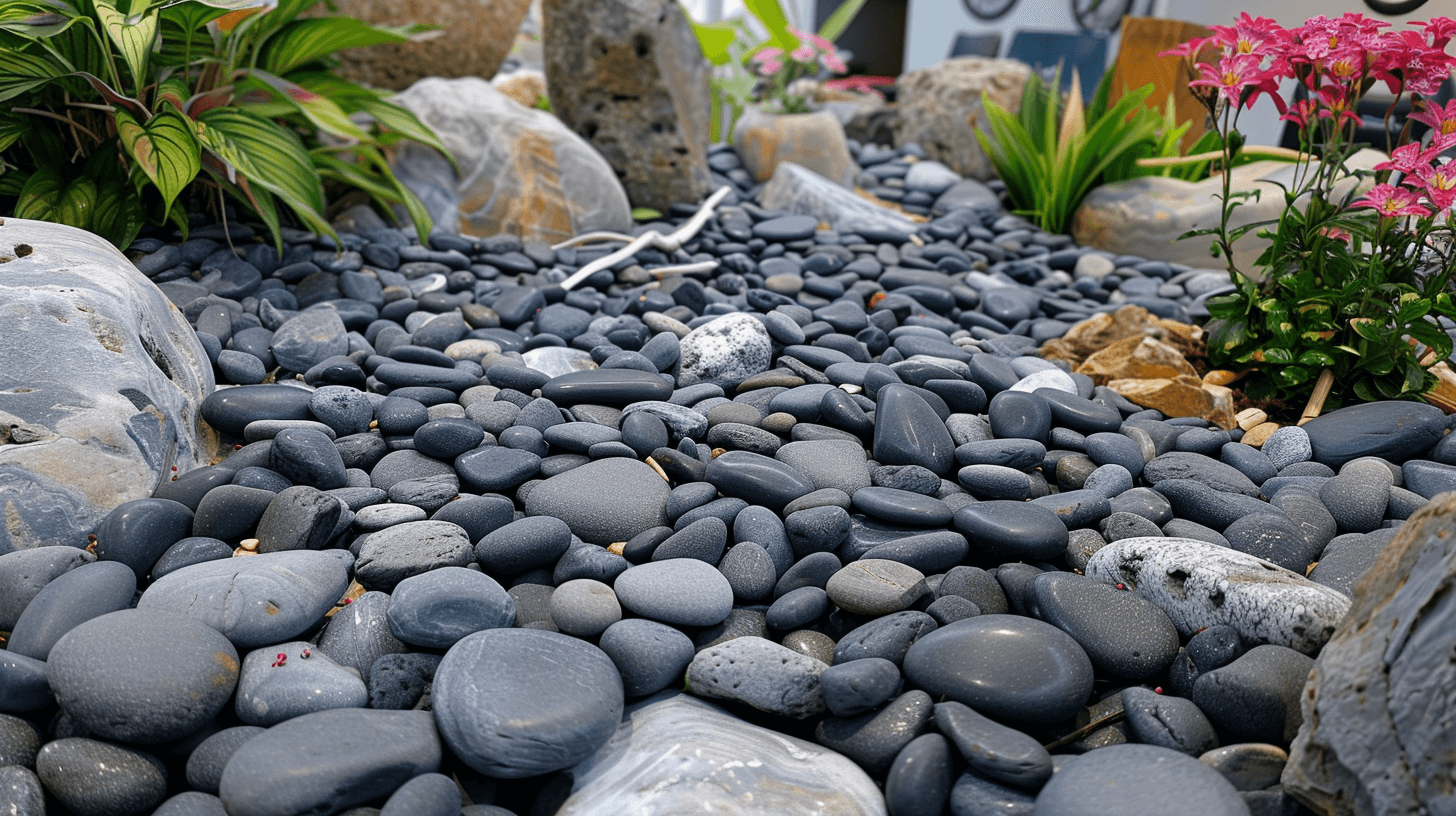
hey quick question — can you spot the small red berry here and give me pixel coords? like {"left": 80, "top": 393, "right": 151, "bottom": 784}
{"left": 1154, "top": 686, "right": 1164, "bottom": 694}
{"left": 271, "top": 653, "right": 287, "bottom": 668}
{"left": 1115, "top": 582, "right": 1126, "bottom": 591}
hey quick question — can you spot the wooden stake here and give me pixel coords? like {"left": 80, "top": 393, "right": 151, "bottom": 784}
{"left": 1298, "top": 369, "right": 1335, "bottom": 426}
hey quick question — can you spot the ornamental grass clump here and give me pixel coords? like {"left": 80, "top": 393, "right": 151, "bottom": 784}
{"left": 1165, "top": 13, "right": 1456, "bottom": 407}
{"left": 0, "top": 0, "right": 453, "bottom": 251}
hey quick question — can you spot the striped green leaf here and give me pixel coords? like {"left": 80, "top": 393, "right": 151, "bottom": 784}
{"left": 240, "top": 69, "right": 371, "bottom": 142}
{"left": 0, "top": 50, "right": 66, "bottom": 102}
{"left": 93, "top": 0, "right": 157, "bottom": 96}
{"left": 353, "top": 97, "right": 456, "bottom": 170}
{"left": 256, "top": 16, "right": 421, "bottom": 76}
{"left": 196, "top": 106, "right": 336, "bottom": 244}
{"left": 115, "top": 108, "right": 201, "bottom": 219}
{"left": 16, "top": 166, "right": 98, "bottom": 230}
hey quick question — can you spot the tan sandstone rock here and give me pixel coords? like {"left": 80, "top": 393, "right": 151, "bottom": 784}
{"left": 1071, "top": 149, "right": 1386, "bottom": 270}
{"left": 1077, "top": 336, "right": 1200, "bottom": 381}
{"left": 322, "top": 0, "right": 532, "bottom": 91}
{"left": 893, "top": 57, "right": 1032, "bottom": 181}
{"left": 733, "top": 107, "right": 856, "bottom": 188}
{"left": 1107, "top": 376, "right": 1237, "bottom": 430}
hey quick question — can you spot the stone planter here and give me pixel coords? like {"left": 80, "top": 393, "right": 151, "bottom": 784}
{"left": 731, "top": 105, "right": 856, "bottom": 188}
{"left": 1071, "top": 149, "right": 1387, "bottom": 270}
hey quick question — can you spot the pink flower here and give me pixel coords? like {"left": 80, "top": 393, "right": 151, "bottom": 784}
{"left": 1319, "top": 225, "right": 1351, "bottom": 243}
{"left": 1159, "top": 37, "right": 1213, "bottom": 59}
{"left": 1424, "top": 16, "right": 1456, "bottom": 49}
{"left": 1412, "top": 98, "right": 1456, "bottom": 142}
{"left": 1280, "top": 97, "right": 1319, "bottom": 128}
{"left": 1375, "top": 142, "right": 1438, "bottom": 175}
{"left": 751, "top": 46, "right": 783, "bottom": 75}
{"left": 1413, "top": 160, "right": 1456, "bottom": 211}
{"left": 1352, "top": 183, "right": 1432, "bottom": 219}
{"left": 1191, "top": 54, "right": 1282, "bottom": 109}
{"left": 1208, "top": 13, "right": 1284, "bottom": 57}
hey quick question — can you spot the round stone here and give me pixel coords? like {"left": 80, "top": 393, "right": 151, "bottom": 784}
{"left": 46, "top": 608, "right": 238, "bottom": 744}
{"left": 36, "top": 738, "right": 167, "bottom": 816}
{"left": 432, "top": 628, "right": 624, "bottom": 778}
{"left": 1035, "top": 744, "right": 1249, "bottom": 816}
{"left": 613, "top": 559, "right": 735, "bottom": 627}
{"left": 523, "top": 458, "right": 671, "bottom": 544}
{"left": 902, "top": 615, "right": 1094, "bottom": 723}
{"left": 826, "top": 559, "right": 928, "bottom": 616}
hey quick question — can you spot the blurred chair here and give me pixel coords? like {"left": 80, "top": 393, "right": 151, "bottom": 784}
{"left": 947, "top": 31, "right": 1001, "bottom": 59}
{"left": 1006, "top": 30, "right": 1108, "bottom": 102}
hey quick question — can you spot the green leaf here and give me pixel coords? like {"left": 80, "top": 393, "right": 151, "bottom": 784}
{"left": 1396, "top": 293, "right": 1431, "bottom": 325}
{"left": 742, "top": 0, "right": 796, "bottom": 52}
{"left": 0, "top": 2, "right": 85, "bottom": 39}
{"left": 0, "top": 110, "right": 26, "bottom": 153}
{"left": 816, "top": 0, "right": 867, "bottom": 43}
{"left": 195, "top": 106, "right": 335, "bottom": 242}
{"left": 256, "top": 16, "right": 420, "bottom": 76}
{"left": 1258, "top": 347, "right": 1295, "bottom": 365}
{"left": 1297, "top": 350, "right": 1337, "bottom": 367}
{"left": 89, "top": 179, "right": 146, "bottom": 248}
{"left": 690, "top": 19, "right": 740, "bottom": 66}
{"left": 353, "top": 97, "right": 457, "bottom": 171}
{"left": 16, "top": 166, "right": 97, "bottom": 229}
{"left": 1349, "top": 318, "right": 1386, "bottom": 342}
{"left": 238, "top": 69, "right": 371, "bottom": 142}
{"left": 114, "top": 108, "right": 202, "bottom": 220}
{"left": 632, "top": 207, "right": 662, "bottom": 220}
{"left": 0, "top": 49, "right": 67, "bottom": 103}
{"left": 93, "top": 0, "right": 158, "bottom": 97}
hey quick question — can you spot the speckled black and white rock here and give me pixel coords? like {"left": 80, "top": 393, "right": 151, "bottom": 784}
{"left": 1085, "top": 537, "right": 1350, "bottom": 654}
{"left": 687, "top": 635, "right": 829, "bottom": 718}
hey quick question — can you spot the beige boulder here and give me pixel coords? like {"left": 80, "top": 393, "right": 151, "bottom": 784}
{"left": 1072, "top": 149, "right": 1386, "bottom": 270}
{"left": 1107, "top": 376, "right": 1237, "bottom": 430}
{"left": 321, "top": 0, "right": 532, "bottom": 91}
{"left": 1040, "top": 304, "right": 1202, "bottom": 368}
{"left": 389, "top": 77, "right": 632, "bottom": 243}
{"left": 494, "top": 69, "right": 548, "bottom": 109}
{"left": 733, "top": 107, "right": 856, "bottom": 188}
{"left": 893, "top": 57, "right": 1032, "bottom": 181}
{"left": 1078, "top": 336, "right": 1200, "bottom": 381}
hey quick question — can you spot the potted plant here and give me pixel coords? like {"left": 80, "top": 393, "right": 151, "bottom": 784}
{"left": 1161, "top": 12, "right": 1456, "bottom": 414}
{"left": 689, "top": 0, "right": 866, "bottom": 186}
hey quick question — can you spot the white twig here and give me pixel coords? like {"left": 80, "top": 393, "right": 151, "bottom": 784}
{"left": 558, "top": 186, "right": 733, "bottom": 291}
{"left": 552, "top": 231, "right": 636, "bottom": 250}
{"left": 647, "top": 260, "right": 719, "bottom": 278}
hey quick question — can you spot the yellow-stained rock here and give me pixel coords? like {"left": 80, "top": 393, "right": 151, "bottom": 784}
{"left": 1242, "top": 422, "right": 1280, "bottom": 447}
{"left": 1425, "top": 361, "right": 1456, "bottom": 414}
{"left": 1107, "top": 375, "right": 1235, "bottom": 429}
{"left": 1078, "top": 336, "right": 1200, "bottom": 381}
{"left": 1236, "top": 408, "right": 1268, "bottom": 431}
{"left": 1203, "top": 369, "right": 1242, "bottom": 386}
{"left": 1041, "top": 305, "right": 1202, "bottom": 368}
{"left": 494, "top": 69, "right": 547, "bottom": 109}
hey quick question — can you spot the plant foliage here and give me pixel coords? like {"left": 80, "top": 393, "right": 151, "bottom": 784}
{"left": 973, "top": 67, "right": 1193, "bottom": 235}
{"left": 1164, "top": 12, "right": 1456, "bottom": 408}
{"left": 0, "top": 0, "right": 455, "bottom": 251}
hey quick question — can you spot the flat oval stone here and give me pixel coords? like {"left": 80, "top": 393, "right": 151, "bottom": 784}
{"left": 614, "top": 559, "right": 735, "bottom": 627}
{"left": 1120, "top": 686, "right": 1218, "bottom": 756}
{"left": 687, "top": 636, "right": 828, "bottom": 718}
{"left": 934, "top": 700, "right": 1052, "bottom": 787}
{"left": 826, "top": 559, "right": 927, "bottom": 616}
{"left": 454, "top": 445, "right": 541, "bottom": 493}
{"left": 6, "top": 560, "right": 135, "bottom": 661}
{"left": 46, "top": 608, "right": 238, "bottom": 744}
{"left": 852, "top": 486, "right": 953, "bottom": 526}
{"left": 433, "top": 628, "right": 623, "bottom": 778}
{"left": 834, "top": 610, "right": 938, "bottom": 666}
{"left": 540, "top": 368, "right": 674, "bottom": 405}
{"left": 1034, "top": 744, "right": 1249, "bottom": 816}
{"left": 861, "top": 531, "right": 971, "bottom": 575}
{"left": 820, "top": 657, "right": 903, "bottom": 717}
{"left": 873, "top": 384, "right": 956, "bottom": 476}
{"left": 386, "top": 566, "right": 515, "bottom": 649}
{"left": 218, "top": 709, "right": 440, "bottom": 816}
{"left": 598, "top": 618, "right": 696, "bottom": 698}
{"left": 705, "top": 450, "right": 816, "bottom": 512}
{"left": 36, "top": 738, "right": 167, "bottom": 816}
{"left": 1085, "top": 537, "right": 1351, "bottom": 654}
{"left": 903, "top": 615, "right": 1094, "bottom": 723}
{"left": 987, "top": 390, "right": 1052, "bottom": 445}
{"left": 1302, "top": 400, "right": 1447, "bottom": 467}
{"left": 201, "top": 384, "right": 315, "bottom": 437}
{"left": 139, "top": 550, "right": 352, "bottom": 649}
{"left": 1032, "top": 572, "right": 1180, "bottom": 680}
{"left": 355, "top": 520, "right": 474, "bottom": 591}
{"left": 93, "top": 498, "right": 194, "bottom": 580}
{"left": 952, "top": 500, "right": 1068, "bottom": 562}
{"left": 524, "top": 458, "right": 671, "bottom": 545}
{"left": 0, "top": 546, "right": 94, "bottom": 630}
{"left": 234, "top": 641, "right": 367, "bottom": 727}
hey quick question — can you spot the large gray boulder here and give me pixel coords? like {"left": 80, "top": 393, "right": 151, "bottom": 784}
{"left": 1284, "top": 491, "right": 1456, "bottom": 815}
{"left": 390, "top": 77, "right": 633, "bottom": 243}
{"left": 1072, "top": 149, "right": 1385, "bottom": 270}
{"left": 0, "top": 219, "right": 214, "bottom": 554}
{"left": 542, "top": 0, "right": 712, "bottom": 211}
{"left": 758, "top": 162, "right": 917, "bottom": 240}
{"left": 893, "top": 57, "right": 1031, "bottom": 181}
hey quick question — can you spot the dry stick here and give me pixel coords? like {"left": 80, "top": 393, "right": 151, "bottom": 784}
{"left": 1135, "top": 145, "right": 1314, "bottom": 168}
{"left": 1042, "top": 709, "right": 1126, "bottom": 752}
{"left": 647, "top": 260, "right": 719, "bottom": 278}
{"left": 555, "top": 186, "right": 733, "bottom": 291}
{"left": 1298, "top": 368, "right": 1336, "bottom": 426}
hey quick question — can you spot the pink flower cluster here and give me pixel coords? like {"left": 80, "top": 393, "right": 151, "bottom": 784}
{"left": 1164, "top": 13, "right": 1456, "bottom": 221}
{"left": 1162, "top": 13, "right": 1456, "bottom": 116}
{"left": 750, "top": 28, "right": 846, "bottom": 77}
